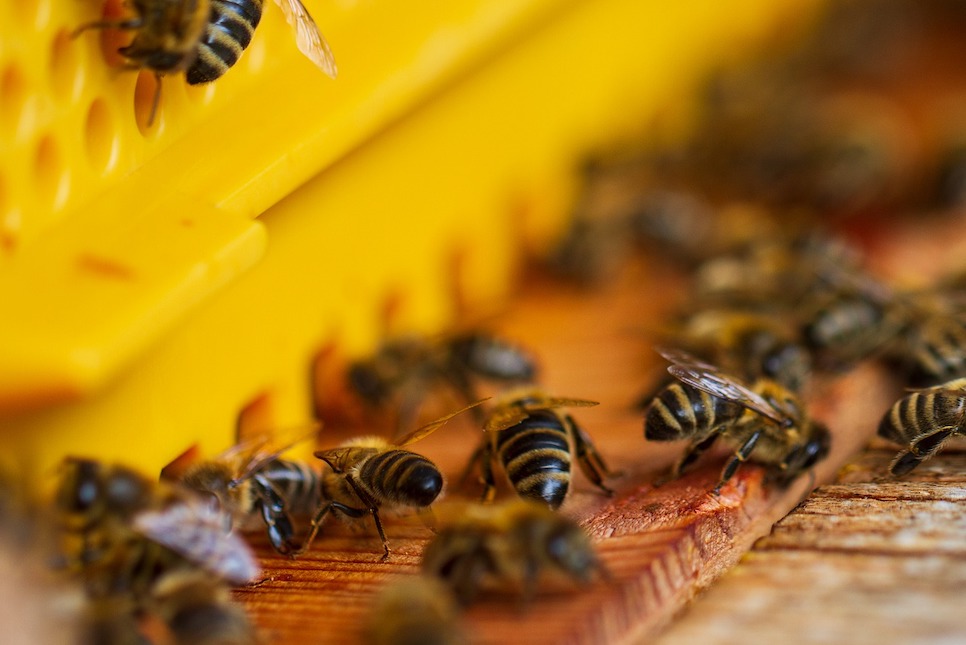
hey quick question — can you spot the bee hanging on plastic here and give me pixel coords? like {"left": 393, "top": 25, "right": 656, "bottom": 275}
{"left": 179, "top": 433, "right": 321, "bottom": 556}
{"left": 877, "top": 378, "right": 966, "bottom": 476}
{"left": 299, "top": 400, "right": 487, "bottom": 560}
{"left": 643, "top": 347, "right": 831, "bottom": 492}
{"left": 74, "top": 0, "right": 338, "bottom": 124}
{"left": 421, "top": 500, "right": 606, "bottom": 605}
{"left": 466, "top": 387, "right": 616, "bottom": 510}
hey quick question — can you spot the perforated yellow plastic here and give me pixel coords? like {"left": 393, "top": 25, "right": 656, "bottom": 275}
{"left": 0, "top": 0, "right": 818, "bottom": 482}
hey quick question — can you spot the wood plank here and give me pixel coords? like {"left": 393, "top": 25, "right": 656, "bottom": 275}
{"left": 654, "top": 447, "right": 966, "bottom": 645}
{"left": 233, "top": 260, "right": 897, "bottom": 644}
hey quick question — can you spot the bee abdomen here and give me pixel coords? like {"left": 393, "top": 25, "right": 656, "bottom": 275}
{"left": 361, "top": 450, "right": 443, "bottom": 507}
{"left": 878, "top": 387, "right": 966, "bottom": 444}
{"left": 186, "top": 0, "right": 263, "bottom": 85}
{"left": 259, "top": 460, "right": 320, "bottom": 515}
{"left": 645, "top": 384, "right": 737, "bottom": 441}
{"left": 497, "top": 415, "right": 572, "bottom": 509}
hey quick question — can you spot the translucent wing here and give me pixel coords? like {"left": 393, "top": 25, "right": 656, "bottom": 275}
{"left": 274, "top": 0, "right": 338, "bottom": 78}
{"left": 133, "top": 501, "right": 261, "bottom": 585}
{"left": 485, "top": 396, "right": 598, "bottom": 432}
{"left": 231, "top": 425, "right": 322, "bottom": 486}
{"left": 661, "top": 346, "right": 789, "bottom": 426}
{"left": 396, "top": 398, "right": 490, "bottom": 447}
{"left": 484, "top": 407, "right": 531, "bottom": 433}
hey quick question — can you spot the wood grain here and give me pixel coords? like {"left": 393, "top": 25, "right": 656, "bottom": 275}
{"left": 232, "top": 260, "right": 898, "bottom": 644}
{"left": 654, "top": 447, "right": 966, "bottom": 645}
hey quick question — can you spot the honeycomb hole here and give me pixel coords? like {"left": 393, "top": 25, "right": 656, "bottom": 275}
{"left": 0, "top": 65, "right": 29, "bottom": 138}
{"left": 134, "top": 71, "right": 162, "bottom": 135}
{"left": 236, "top": 391, "right": 277, "bottom": 446}
{"left": 94, "top": 0, "right": 132, "bottom": 69}
{"left": 85, "top": 99, "right": 119, "bottom": 172}
{"left": 310, "top": 340, "right": 356, "bottom": 426}
{"left": 50, "top": 28, "right": 84, "bottom": 101}
{"left": 34, "top": 136, "right": 70, "bottom": 211}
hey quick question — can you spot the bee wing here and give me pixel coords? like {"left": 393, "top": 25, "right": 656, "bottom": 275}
{"left": 484, "top": 408, "right": 531, "bottom": 433}
{"left": 132, "top": 502, "right": 261, "bottom": 585}
{"left": 232, "top": 424, "right": 322, "bottom": 485}
{"left": 667, "top": 365, "right": 789, "bottom": 426}
{"left": 274, "top": 0, "right": 338, "bottom": 78}
{"left": 396, "top": 398, "right": 491, "bottom": 447}
{"left": 654, "top": 345, "right": 719, "bottom": 371}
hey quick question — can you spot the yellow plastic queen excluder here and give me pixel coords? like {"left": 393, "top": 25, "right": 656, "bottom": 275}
{"left": 0, "top": 0, "right": 818, "bottom": 482}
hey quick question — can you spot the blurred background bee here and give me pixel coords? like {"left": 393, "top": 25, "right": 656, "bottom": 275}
{"left": 364, "top": 576, "right": 465, "bottom": 645}
{"left": 347, "top": 332, "right": 537, "bottom": 433}
{"left": 75, "top": 0, "right": 338, "bottom": 124}
{"left": 54, "top": 457, "right": 260, "bottom": 644}
{"left": 877, "top": 378, "right": 966, "bottom": 475}
{"left": 467, "top": 387, "right": 615, "bottom": 510}
{"left": 643, "top": 348, "right": 830, "bottom": 491}
{"left": 179, "top": 435, "right": 321, "bottom": 556}
{"left": 421, "top": 500, "right": 605, "bottom": 605}
{"left": 300, "top": 401, "right": 485, "bottom": 560}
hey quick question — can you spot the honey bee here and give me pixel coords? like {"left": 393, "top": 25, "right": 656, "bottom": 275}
{"left": 677, "top": 309, "right": 813, "bottom": 392}
{"left": 883, "top": 288, "right": 966, "bottom": 386}
{"left": 364, "top": 576, "right": 465, "bottom": 645}
{"left": 421, "top": 500, "right": 605, "bottom": 605}
{"left": 644, "top": 347, "right": 831, "bottom": 491}
{"left": 75, "top": 0, "right": 337, "bottom": 124}
{"left": 467, "top": 387, "right": 616, "bottom": 510}
{"left": 180, "top": 438, "right": 321, "bottom": 555}
{"left": 299, "top": 400, "right": 487, "bottom": 560}
{"left": 149, "top": 569, "right": 256, "bottom": 645}
{"left": 55, "top": 458, "right": 260, "bottom": 645}
{"left": 54, "top": 457, "right": 260, "bottom": 598}
{"left": 877, "top": 378, "right": 966, "bottom": 475}
{"left": 348, "top": 332, "right": 536, "bottom": 432}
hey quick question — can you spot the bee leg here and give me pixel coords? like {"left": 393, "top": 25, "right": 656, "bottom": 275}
{"left": 416, "top": 506, "right": 437, "bottom": 533}
{"left": 296, "top": 502, "right": 333, "bottom": 556}
{"left": 573, "top": 423, "right": 619, "bottom": 495}
{"left": 714, "top": 430, "right": 763, "bottom": 494}
{"left": 890, "top": 427, "right": 957, "bottom": 476}
{"left": 343, "top": 474, "right": 391, "bottom": 561}
{"left": 251, "top": 473, "right": 298, "bottom": 555}
{"left": 673, "top": 433, "right": 720, "bottom": 478}
{"left": 479, "top": 444, "right": 498, "bottom": 503}
{"left": 457, "top": 444, "right": 485, "bottom": 488}
{"left": 71, "top": 18, "right": 143, "bottom": 38}
{"left": 147, "top": 73, "right": 162, "bottom": 128}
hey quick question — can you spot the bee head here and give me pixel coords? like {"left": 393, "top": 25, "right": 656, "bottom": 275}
{"left": 543, "top": 520, "right": 599, "bottom": 582}
{"left": 56, "top": 458, "right": 149, "bottom": 519}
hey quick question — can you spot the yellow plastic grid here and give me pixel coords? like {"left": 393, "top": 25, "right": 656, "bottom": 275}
{"left": 0, "top": 0, "right": 819, "bottom": 482}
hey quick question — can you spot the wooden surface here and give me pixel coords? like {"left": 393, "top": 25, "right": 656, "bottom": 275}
{"left": 655, "top": 446, "right": 966, "bottom": 645}
{"left": 232, "top": 259, "right": 899, "bottom": 644}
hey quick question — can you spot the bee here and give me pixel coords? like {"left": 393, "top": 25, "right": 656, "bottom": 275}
{"left": 55, "top": 458, "right": 260, "bottom": 645}
{"left": 347, "top": 332, "right": 536, "bottom": 432}
{"left": 75, "top": 0, "right": 337, "bottom": 124}
{"left": 300, "top": 400, "right": 487, "bottom": 560}
{"left": 883, "top": 287, "right": 966, "bottom": 386}
{"left": 677, "top": 309, "right": 812, "bottom": 391}
{"left": 54, "top": 458, "right": 260, "bottom": 599}
{"left": 421, "top": 500, "right": 605, "bottom": 605}
{"left": 643, "top": 347, "right": 831, "bottom": 492}
{"left": 149, "top": 569, "right": 256, "bottom": 645}
{"left": 467, "top": 387, "right": 616, "bottom": 510}
{"left": 364, "top": 576, "right": 465, "bottom": 645}
{"left": 877, "top": 378, "right": 966, "bottom": 475}
{"left": 180, "top": 438, "right": 321, "bottom": 556}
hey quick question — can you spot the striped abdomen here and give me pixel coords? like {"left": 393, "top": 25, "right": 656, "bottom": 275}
{"left": 186, "top": 0, "right": 264, "bottom": 85}
{"left": 495, "top": 411, "right": 572, "bottom": 510}
{"left": 878, "top": 380, "right": 966, "bottom": 445}
{"left": 645, "top": 383, "right": 743, "bottom": 441}
{"left": 358, "top": 450, "right": 443, "bottom": 508}
{"left": 257, "top": 459, "right": 320, "bottom": 516}
{"left": 904, "top": 320, "right": 966, "bottom": 384}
